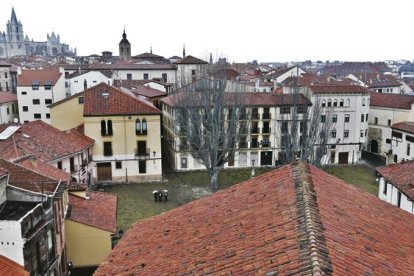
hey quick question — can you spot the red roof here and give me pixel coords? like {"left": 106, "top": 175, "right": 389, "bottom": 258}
{"left": 17, "top": 68, "right": 62, "bottom": 86}
{"left": 68, "top": 191, "right": 117, "bottom": 233}
{"left": 0, "top": 91, "right": 17, "bottom": 104}
{"left": 122, "top": 85, "right": 167, "bottom": 99}
{"left": 392, "top": 121, "right": 414, "bottom": 134}
{"left": 0, "top": 255, "right": 29, "bottom": 276}
{"left": 351, "top": 72, "right": 402, "bottom": 88}
{"left": 0, "top": 158, "right": 61, "bottom": 194}
{"left": 95, "top": 163, "right": 414, "bottom": 275}
{"left": 0, "top": 121, "right": 94, "bottom": 162}
{"left": 83, "top": 83, "right": 161, "bottom": 116}
{"left": 370, "top": 93, "right": 414, "bottom": 109}
{"left": 15, "top": 156, "right": 70, "bottom": 183}
{"left": 174, "top": 55, "right": 208, "bottom": 65}
{"left": 376, "top": 160, "right": 414, "bottom": 200}
{"left": 309, "top": 84, "right": 371, "bottom": 94}
{"left": 0, "top": 167, "right": 8, "bottom": 177}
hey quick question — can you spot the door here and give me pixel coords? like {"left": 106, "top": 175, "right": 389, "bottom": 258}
{"left": 137, "top": 141, "right": 147, "bottom": 156}
{"left": 260, "top": 151, "right": 273, "bottom": 166}
{"left": 371, "top": 140, "right": 379, "bottom": 153}
{"left": 338, "top": 152, "right": 349, "bottom": 164}
{"left": 330, "top": 151, "right": 336, "bottom": 164}
{"left": 139, "top": 160, "right": 147, "bottom": 174}
{"left": 97, "top": 162, "right": 112, "bottom": 182}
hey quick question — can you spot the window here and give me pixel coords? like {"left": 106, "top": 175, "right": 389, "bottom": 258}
{"left": 6, "top": 107, "right": 9, "bottom": 114}
{"left": 383, "top": 181, "right": 387, "bottom": 194}
{"left": 142, "top": 119, "right": 147, "bottom": 134}
{"left": 300, "top": 121, "right": 305, "bottom": 133}
{"left": 407, "top": 143, "right": 411, "bottom": 156}
{"left": 281, "top": 121, "right": 288, "bottom": 133}
{"left": 365, "top": 129, "right": 368, "bottom": 136}
{"left": 22, "top": 106, "right": 28, "bottom": 112}
{"left": 397, "top": 191, "right": 402, "bottom": 207}
{"left": 332, "top": 114, "right": 337, "bottom": 123}
{"left": 78, "top": 97, "right": 84, "bottom": 104}
{"left": 127, "top": 73, "right": 132, "bottom": 80}
{"left": 344, "top": 130, "right": 349, "bottom": 138}
{"left": 21, "top": 91, "right": 27, "bottom": 95}
{"left": 327, "top": 99, "right": 332, "bottom": 107}
{"left": 339, "top": 99, "right": 344, "bottom": 107}
{"left": 191, "top": 70, "right": 196, "bottom": 76}
{"left": 386, "top": 138, "right": 391, "bottom": 144}
{"left": 57, "top": 161, "right": 62, "bottom": 170}
{"left": 297, "top": 106, "right": 307, "bottom": 114}
{"left": 101, "top": 120, "right": 113, "bottom": 136}
{"left": 321, "top": 114, "right": 326, "bottom": 123}
{"left": 388, "top": 119, "right": 391, "bottom": 126}
{"left": 407, "top": 135, "right": 414, "bottom": 143}
{"left": 162, "top": 73, "right": 167, "bottom": 82}
{"left": 32, "top": 80, "right": 39, "bottom": 90}
{"left": 46, "top": 113, "right": 50, "bottom": 119}
{"left": 135, "top": 119, "right": 142, "bottom": 135}
{"left": 321, "top": 100, "right": 326, "bottom": 107}
{"left": 115, "top": 161, "right": 122, "bottom": 169}
{"left": 143, "top": 73, "right": 149, "bottom": 80}
{"left": 44, "top": 80, "right": 52, "bottom": 90}
{"left": 344, "top": 114, "right": 349, "bottom": 123}
{"left": 331, "top": 130, "right": 337, "bottom": 138}
{"left": 361, "top": 114, "right": 364, "bottom": 122}
{"left": 34, "top": 113, "right": 41, "bottom": 119}
{"left": 280, "top": 106, "right": 290, "bottom": 114}
{"left": 374, "top": 117, "right": 378, "bottom": 125}
{"left": 333, "top": 99, "right": 338, "bottom": 107}
{"left": 366, "top": 114, "right": 368, "bottom": 121}
{"left": 45, "top": 99, "right": 52, "bottom": 105}
{"left": 33, "top": 99, "right": 40, "bottom": 105}
{"left": 360, "top": 131, "right": 364, "bottom": 138}
{"left": 392, "top": 131, "right": 402, "bottom": 140}
{"left": 181, "top": 158, "right": 187, "bottom": 169}
{"left": 70, "top": 157, "right": 75, "bottom": 172}
{"left": 362, "top": 98, "right": 366, "bottom": 106}
{"left": 103, "top": 142, "right": 113, "bottom": 156}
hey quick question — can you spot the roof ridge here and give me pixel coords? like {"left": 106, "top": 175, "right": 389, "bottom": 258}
{"left": 292, "top": 162, "right": 332, "bottom": 275}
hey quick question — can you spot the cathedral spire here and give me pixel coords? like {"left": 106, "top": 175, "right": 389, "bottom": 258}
{"left": 10, "top": 7, "right": 18, "bottom": 23}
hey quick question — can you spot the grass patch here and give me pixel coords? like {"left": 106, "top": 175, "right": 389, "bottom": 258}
{"left": 101, "top": 167, "right": 272, "bottom": 232}
{"left": 323, "top": 165, "right": 378, "bottom": 195}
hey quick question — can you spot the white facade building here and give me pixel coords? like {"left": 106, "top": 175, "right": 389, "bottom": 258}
{"left": 16, "top": 67, "right": 65, "bottom": 124}
{"left": 0, "top": 92, "right": 17, "bottom": 124}
{"left": 389, "top": 122, "right": 414, "bottom": 163}
{"left": 376, "top": 161, "right": 414, "bottom": 214}
{"left": 65, "top": 70, "right": 112, "bottom": 96}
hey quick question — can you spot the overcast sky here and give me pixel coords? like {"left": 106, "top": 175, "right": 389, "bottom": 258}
{"left": 0, "top": 0, "right": 412, "bottom": 63}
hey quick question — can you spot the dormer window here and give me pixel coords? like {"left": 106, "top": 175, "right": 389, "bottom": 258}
{"left": 32, "top": 80, "right": 40, "bottom": 90}
{"left": 44, "top": 80, "right": 52, "bottom": 90}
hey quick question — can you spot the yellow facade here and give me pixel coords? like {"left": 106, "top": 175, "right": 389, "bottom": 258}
{"left": 65, "top": 220, "right": 113, "bottom": 268}
{"left": 50, "top": 94, "right": 84, "bottom": 131}
{"left": 84, "top": 114, "right": 162, "bottom": 182}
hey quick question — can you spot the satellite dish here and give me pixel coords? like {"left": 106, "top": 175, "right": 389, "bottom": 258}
{"left": 13, "top": 118, "right": 19, "bottom": 123}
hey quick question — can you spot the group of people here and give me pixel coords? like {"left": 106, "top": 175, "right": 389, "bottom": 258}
{"left": 153, "top": 189, "right": 168, "bottom": 202}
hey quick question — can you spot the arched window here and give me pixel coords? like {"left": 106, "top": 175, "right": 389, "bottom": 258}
{"left": 142, "top": 119, "right": 148, "bottom": 134}
{"left": 101, "top": 120, "right": 106, "bottom": 136}
{"left": 107, "top": 120, "right": 113, "bottom": 135}
{"left": 321, "top": 99, "right": 326, "bottom": 107}
{"left": 328, "top": 99, "right": 332, "bottom": 107}
{"left": 135, "top": 119, "right": 141, "bottom": 135}
{"left": 333, "top": 99, "right": 338, "bottom": 107}
{"left": 340, "top": 99, "right": 344, "bottom": 107}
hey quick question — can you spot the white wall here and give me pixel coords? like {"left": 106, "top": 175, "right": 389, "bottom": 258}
{"left": 66, "top": 71, "right": 112, "bottom": 96}
{"left": 378, "top": 177, "right": 414, "bottom": 214}
{"left": 0, "top": 220, "right": 25, "bottom": 265}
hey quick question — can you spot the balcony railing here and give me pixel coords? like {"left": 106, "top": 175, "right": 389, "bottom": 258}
{"left": 262, "top": 127, "right": 271, "bottom": 134}
{"left": 134, "top": 148, "right": 150, "bottom": 158}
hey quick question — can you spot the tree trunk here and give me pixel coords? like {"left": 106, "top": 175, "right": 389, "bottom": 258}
{"left": 210, "top": 168, "right": 220, "bottom": 192}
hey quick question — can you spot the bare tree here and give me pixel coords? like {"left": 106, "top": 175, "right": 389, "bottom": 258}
{"left": 172, "top": 67, "right": 247, "bottom": 192}
{"left": 276, "top": 84, "right": 334, "bottom": 167}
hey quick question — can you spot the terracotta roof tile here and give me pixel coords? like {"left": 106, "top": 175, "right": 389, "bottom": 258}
{"left": 15, "top": 156, "right": 71, "bottom": 183}
{"left": 392, "top": 121, "right": 414, "bottom": 134}
{"left": 0, "top": 121, "right": 94, "bottom": 162}
{"left": 352, "top": 72, "right": 402, "bottom": 88}
{"left": 0, "top": 167, "right": 8, "bottom": 177}
{"left": 83, "top": 82, "right": 161, "bottom": 116}
{"left": 309, "top": 84, "right": 371, "bottom": 94}
{"left": 96, "top": 163, "right": 414, "bottom": 275}
{"left": 68, "top": 191, "right": 117, "bottom": 233}
{"left": 17, "top": 68, "right": 62, "bottom": 86}
{"left": 0, "top": 91, "right": 17, "bottom": 104}
{"left": 174, "top": 55, "right": 208, "bottom": 65}
{"left": 120, "top": 85, "right": 167, "bottom": 99}
{"left": 376, "top": 160, "right": 414, "bottom": 200}
{"left": 370, "top": 93, "right": 414, "bottom": 109}
{"left": 0, "top": 255, "right": 29, "bottom": 276}
{"left": 0, "top": 158, "right": 61, "bottom": 194}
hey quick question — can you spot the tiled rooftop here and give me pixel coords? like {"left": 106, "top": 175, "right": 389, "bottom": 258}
{"left": 392, "top": 121, "right": 414, "bottom": 134}
{"left": 370, "top": 93, "right": 414, "bottom": 109}
{"left": 0, "top": 255, "right": 29, "bottom": 276}
{"left": 68, "top": 191, "right": 117, "bottom": 233}
{"left": 0, "top": 91, "right": 17, "bottom": 104}
{"left": 376, "top": 160, "right": 414, "bottom": 200}
{"left": 95, "top": 162, "right": 414, "bottom": 275}
{"left": 309, "top": 84, "right": 371, "bottom": 94}
{"left": 174, "top": 55, "right": 209, "bottom": 65}
{"left": 0, "top": 120, "right": 94, "bottom": 162}
{"left": 84, "top": 82, "right": 161, "bottom": 116}
{"left": 17, "top": 68, "right": 62, "bottom": 86}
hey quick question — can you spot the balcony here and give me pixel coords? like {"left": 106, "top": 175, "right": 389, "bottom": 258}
{"left": 251, "top": 128, "right": 259, "bottom": 134}
{"left": 261, "top": 141, "right": 271, "bottom": 148}
{"left": 251, "top": 141, "right": 259, "bottom": 148}
{"left": 134, "top": 148, "right": 150, "bottom": 159}
{"left": 262, "top": 127, "right": 271, "bottom": 134}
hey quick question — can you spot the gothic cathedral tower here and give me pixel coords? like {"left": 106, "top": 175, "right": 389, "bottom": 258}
{"left": 119, "top": 28, "right": 131, "bottom": 59}
{"left": 6, "top": 8, "right": 26, "bottom": 56}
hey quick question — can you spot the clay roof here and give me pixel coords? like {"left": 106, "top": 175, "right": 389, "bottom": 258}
{"left": 17, "top": 68, "right": 62, "bottom": 86}
{"left": 117, "top": 84, "right": 167, "bottom": 99}
{"left": 0, "top": 167, "right": 8, "bottom": 177}
{"left": 162, "top": 92, "right": 311, "bottom": 107}
{"left": 376, "top": 160, "right": 414, "bottom": 200}
{"left": 0, "top": 92, "right": 17, "bottom": 104}
{"left": 0, "top": 255, "right": 29, "bottom": 276}
{"left": 370, "top": 93, "right": 414, "bottom": 109}
{"left": 309, "top": 84, "right": 371, "bottom": 94}
{"left": 392, "top": 121, "right": 414, "bottom": 134}
{"left": 95, "top": 162, "right": 414, "bottom": 275}
{"left": 83, "top": 82, "right": 161, "bottom": 116}
{"left": 0, "top": 159, "right": 61, "bottom": 194}
{"left": 68, "top": 191, "right": 117, "bottom": 233}
{"left": 0, "top": 121, "right": 94, "bottom": 162}
{"left": 174, "top": 55, "right": 209, "bottom": 65}
{"left": 14, "top": 156, "right": 70, "bottom": 183}
{"left": 351, "top": 73, "right": 402, "bottom": 88}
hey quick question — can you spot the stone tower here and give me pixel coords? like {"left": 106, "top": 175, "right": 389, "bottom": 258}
{"left": 119, "top": 29, "right": 131, "bottom": 59}
{"left": 6, "top": 8, "right": 26, "bottom": 56}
